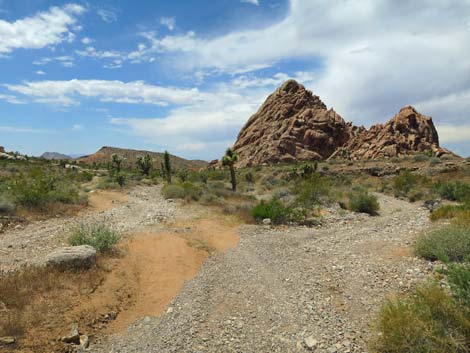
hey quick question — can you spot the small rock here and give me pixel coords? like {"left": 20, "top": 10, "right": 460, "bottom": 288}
{"left": 0, "top": 336, "right": 15, "bottom": 345}
{"left": 61, "top": 323, "right": 80, "bottom": 344}
{"left": 79, "top": 335, "right": 89, "bottom": 348}
{"left": 304, "top": 336, "right": 318, "bottom": 350}
{"left": 262, "top": 218, "right": 271, "bottom": 225}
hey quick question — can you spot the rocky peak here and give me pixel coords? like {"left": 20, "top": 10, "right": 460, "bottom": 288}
{"left": 233, "top": 80, "right": 351, "bottom": 167}
{"left": 233, "top": 81, "right": 454, "bottom": 166}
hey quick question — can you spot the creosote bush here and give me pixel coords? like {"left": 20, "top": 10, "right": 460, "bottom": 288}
{"left": 162, "top": 182, "right": 202, "bottom": 201}
{"left": 348, "top": 191, "right": 380, "bottom": 215}
{"left": 68, "top": 222, "right": 120, "bottom": 253}
{"left": 370, "top": 283, "right": 470, "bottom": 353}
{"left": 414, "top": 226, "right": 470, "bottom": 263}
{"left": 251, "top": 199, "right": 292, "bottom": 225}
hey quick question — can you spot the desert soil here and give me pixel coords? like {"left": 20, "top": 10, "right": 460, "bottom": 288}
{"left": 86, "top": 192, "right": 433, "bottom": 353}
{"left": 1, "top": 186, "right": 434, "bottom": 353}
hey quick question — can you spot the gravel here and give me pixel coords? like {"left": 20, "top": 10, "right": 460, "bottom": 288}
{"left": 90, "top": 193, "right": 433, "bottom": 353}
{"left": 0, "top": 186, "right": 177, "bottom": 273}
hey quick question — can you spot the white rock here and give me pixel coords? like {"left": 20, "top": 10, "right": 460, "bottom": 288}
{"left": 304, "top": 336, "right": 318, "bottom": 349}
{"left": 262, "top": 218, "right": 271, "bottom": 225}
{"left": 44, "top": 245, "right": 96, "bottom": 269}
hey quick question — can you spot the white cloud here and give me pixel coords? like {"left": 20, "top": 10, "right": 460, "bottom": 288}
{"left": 436, "top": 125, "right": 470, "bottom": 143}
{"left": 72, "top": 124, "right": 83, "bottom": 130}
{"left": 0, "top": 93, "right": 24, "bottom": 104}
{"left": 0, "top": 4, "right": 85, "bottom": 54}
{"left": 33, "top": 55, "right": 74, "bottom": 67}
{"left": 160, "top": 17, "right": 176, "bottom": 31}
{"left": 81, "top": 37, "right": 94, "bottom": 44}
{"left": 0, "top": 126, "right": 53, "bottom": 133}
{"left": 136, "top": 0, "right": 468, "bottom": 134}
{"left": 5, "top": 79, "right": 210, "bottom": 107}
{"left": 35, "top": 70, "right": 46, "bottom": 75}
{"left": 97, "top": 9, "right": 117, "bottom": 23}
{"left": 241, "top": 0, "right": 260, "bottom": 5}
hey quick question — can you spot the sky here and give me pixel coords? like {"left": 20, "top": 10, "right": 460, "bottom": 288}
{"left": 0, "top": 0, "right": 469, "bottom": 160}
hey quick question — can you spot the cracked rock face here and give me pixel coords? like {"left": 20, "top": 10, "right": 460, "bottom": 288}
{"left": 233, "top": 80, "right": 352, "bottom": 167}
{"left": 233, "top": 80, "right": 454, "bottom": 166}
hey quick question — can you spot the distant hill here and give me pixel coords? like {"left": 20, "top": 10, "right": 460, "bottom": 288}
{"left": 40, "top": 152, "right": 72, "bottom": 160}
{"left": 76, "top": 146, "right": 208, "bottom": 170}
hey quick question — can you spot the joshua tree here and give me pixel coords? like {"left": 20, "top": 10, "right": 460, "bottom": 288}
{"left": 110, "top": 154, "right": 123, "bottom": 174}
{"left": 221, "top": 148, "right": 239, "bottom": 191}
{"left": 136, "top": 154, "right": 153, "bottom": 176}
{"left": 162, "top": 150, "right": 172, "bottom": 183}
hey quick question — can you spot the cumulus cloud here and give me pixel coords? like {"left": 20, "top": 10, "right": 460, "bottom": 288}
{"left": 135, "top": 0, "right": 469, "bottom": 130}
{"left": 0, "top": 93, "right": 24, "bottom": 104}
{"left": 0, "top": 4, "right": 85, "bottom": 54}
{"left": 4, "top": 79, "right": 210, "bottom": 107}
{"left": 35, "top": 70, "right": 46, "bottom": 75}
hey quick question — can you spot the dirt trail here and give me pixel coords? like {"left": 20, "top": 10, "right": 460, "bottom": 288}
{"left": 90, "top": 193, "right": 433, "bottom": 353}
{"left": 79, "top": 217, "right": 240, "bottom": 333}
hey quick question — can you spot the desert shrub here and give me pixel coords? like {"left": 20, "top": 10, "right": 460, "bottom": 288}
{"left": 436, "top": 181, "right": 470, "bottom": 202}
{"left": 162, "top": 182, "right": 202, "bottom": 201}
{"left": 244, "top": 172, "right": 255, "bottom": 183}
{"left": 370, "top": 283, "right": 470, "bottom": 353}
{"left": 429, "top": 157, "right": 441, "bottom": 166}
{"left": 0, "top": 194, "right": 15, "bottom": 213}
{"left": 206, "top": 169, "right": 226, "bottom": 181}
{"left": 348, "top": 191, "right": 380, "bottom": 215}
{"left": 392, "top": 171, "right": 431, "bottom": 200}
{"left": 251, "top": 199, "right": 292, "bottom": 224}
{"left": 293, "top": 173, "right": 332, "bottom": 207}
{"left": 412, "top": 154, "right": 430, "bottom": 162}
{"left": 181, "top": 182, "right": 203, "bottom": 201}
{"left": 162, "top": 184, "right": 186, "bottom": 199}
{"left": 444, "top": 263, "right": 470, "bottom": 307}
{"left": 9, "top": 169, "right": 80, "bottom": 209}
{"left": 430, "top": 203, "right": 470, "bottom": 221}
{"left": 414, "top": 226, "right": 470, "bottom": 262}
{"left": 68, "top": 222, "right": 120, "bottom": 252}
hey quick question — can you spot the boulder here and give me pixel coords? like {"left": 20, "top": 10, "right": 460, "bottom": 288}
{"left": 44, "top": 245, "right": 96, "bottom": 269}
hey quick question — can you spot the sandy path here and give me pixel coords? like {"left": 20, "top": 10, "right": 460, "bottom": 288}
{"left": 90, "top": 193, "right": 433, "bottom": 353}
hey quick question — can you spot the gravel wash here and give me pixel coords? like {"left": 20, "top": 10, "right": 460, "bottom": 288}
{"left": 0, "top": 186, "right": 177, "bottom": 273}
{"left": 90, "top": 193, "right": 434, "bottom": 353}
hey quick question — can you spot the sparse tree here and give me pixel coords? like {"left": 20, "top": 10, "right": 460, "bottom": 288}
{"left": 136, "top": 154, "right": 153, "bottom": 176}
{"left": 162, "top": 151, "right": 172, "bottom": 183}
{"left": 221, "top": 148, "right": 239, "bottom": 191}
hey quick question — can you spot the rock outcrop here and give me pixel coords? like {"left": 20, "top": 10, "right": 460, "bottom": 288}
{"left": 333, "top": 106, "right": 451, "bottom": 159}
{"left": 233, "top": 80, "right": 352, "bottom": 167}
{"left": 233, "top": 80, "right": 453, "bottom": 166}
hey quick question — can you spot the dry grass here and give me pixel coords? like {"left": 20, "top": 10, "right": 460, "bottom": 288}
{"left": 0, "top": 265, "right": 105, "bottom": 352}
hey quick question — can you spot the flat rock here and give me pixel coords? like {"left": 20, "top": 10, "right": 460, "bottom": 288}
{"left": 0, "top": 336, "right": 15, "bottom": 345}
{"left": 45, "top": 245, "right": 96, "bottom": 269}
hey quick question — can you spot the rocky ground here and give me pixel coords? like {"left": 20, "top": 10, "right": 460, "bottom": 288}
{"left": 0, "top": 186, "right": 177, "bottom": 273}
{"left": 89, "top": 193, "right": 433, "bottom": 353}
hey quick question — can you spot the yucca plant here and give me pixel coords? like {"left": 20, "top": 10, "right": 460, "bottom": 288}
{"left": 221, "top": 148, "right": 239, "bottom": 191}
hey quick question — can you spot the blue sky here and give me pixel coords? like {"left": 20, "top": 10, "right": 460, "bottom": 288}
{"left": 0, "top": 0, "right": 469, "bottom": 159}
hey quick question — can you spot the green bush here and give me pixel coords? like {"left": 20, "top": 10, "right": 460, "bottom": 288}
{"left": 9, "top": 169, "right": 80, "bottom": 209}
{"left": 68, "top": 223, "right": 120, "bottom": 252}
{"left": 162, "top": 182, "right": 202, "bottom": 201}
{"left": 348, "top": 191, "right": 380, "bottom": 215}
{"left": 251, "top": 199, "right": 292, "bottom": 224}
{"left": 414, "top": 226, "right": 470, "bottom": 262}
{"left": 0, "top": 194, "right": 15, "bottom": 213}
{"left": 370, "top": 283, "right": 470, "bottom": 353}
{"left": 445, "top": 263, "right": 470, "bottom": 307}
{"left": 430, "top": 203, "right": 470, "bottom": 221}
{"left": 436, "top": 181, "right": 470, "bottom": 202}
{"left": 293, "top": 173, "right": 331, "bottom": 207}
{"left": 162, "top": 184, "right": 186, "bottom": 199}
